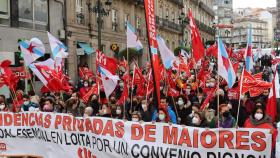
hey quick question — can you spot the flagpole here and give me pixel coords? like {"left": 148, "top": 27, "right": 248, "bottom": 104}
{"left": 24, "top": 66, "right": 36, "bottom": 94}
{"left": 217, "top": 75, "right": 220, "bottom": 128}
{"left": 145, "top": 69, "right": 151, "bottom": 104}
{"left": 130, "top": 64, "right": 136, "bottom": 112}
{"left": 236, "top": 67, "right": 245, "bottom": 127}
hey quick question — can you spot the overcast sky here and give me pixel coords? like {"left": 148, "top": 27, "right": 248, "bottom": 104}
{"left": 233, "top": 0, "right": 276, "bottom": 8}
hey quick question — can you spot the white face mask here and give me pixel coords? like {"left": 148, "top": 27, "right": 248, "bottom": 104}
{"left": 189, "top": 111, "right": 195, "bottom": 117}
{"left": 102, "top": 109, "right": 107, "bottom": 115}
{"left": 116, "top": 109, "right": 122, "bottom": 115}
{"left": 119, "top": 82, "right": 124, "bottom": 87}
{"left": 0, "top": 104, "right": 5, "bottom": 110}
{"left": 178, "top": 100, "right": 184, "bottom": 106}
{"left": 84, "top": 83, "right": 89, "bottom": 87}
{"left": 159, "top": 114, "right": 165, "bottom": 121}
{"left": 142, "top": 104, "right": 147, "bottom": 109}
{"left": 192, "top": 117, "right": 200, "bottom": 125}
{"left": 160, "top": 87, "right": 163, "bottom": 91}
{"left": 24, "top": 101, "right": 29, "bottom": 106}
{"left": 254, "top": 113, "right": 263, "bottom": 120}
{"left": 132, "top": 118, "right": 139, "bottom": 122}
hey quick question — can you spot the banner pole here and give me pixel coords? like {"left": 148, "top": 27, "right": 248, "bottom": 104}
{"left": 217, "top": 75, "right": 220, "bottom": 128}
{"left": 236, "top": 67, "right": 245, "bottom": 127}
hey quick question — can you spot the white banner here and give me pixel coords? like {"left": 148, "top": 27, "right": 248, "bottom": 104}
{"left": 277, "top": 122, "right": 280, "bottom": 158}
{"left": 0, "top": 112, "right": 272, "bottom": 158}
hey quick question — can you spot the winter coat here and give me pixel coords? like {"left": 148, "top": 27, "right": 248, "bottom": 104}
{"left": 244, "top": 115, "right": 278, "bottom": 149}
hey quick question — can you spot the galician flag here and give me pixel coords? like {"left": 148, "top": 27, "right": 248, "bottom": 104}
{"left": 47, "top": 32, "right": 68, "bottom": 58}
{"left": 19, "top": 38, "right": 45, "bottom": 66}
{"left": 156, "top": 35, "right": 176, "bottom": 69}
{"left": 218, "top": 38, "right": 236, "bottom": 88}
{"left": 98, "top": 66, "right": 120, "bottom": 98}
{"left": 126, "top": 22, "right": 143, "bottom": 51}
{"left": 245, "top": 25, "right": 254, "bottom": 72}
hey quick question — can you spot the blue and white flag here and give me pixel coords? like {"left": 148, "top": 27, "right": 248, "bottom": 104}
{"left": 156, "top": 35, "right": 176, "bottom": 69}
{"left": 48, "top": 32, "right": 68, "bottom": 58}
{"left": 19, "top": 38, "right": 45, "bottom": 66}
{"left": 126, "top": 22, "right": 143, "bottom": 51}
{"left": 98, "top": 66, "right": 120, "bottom": 98}
{"left": 218, "top": 38, "right": 236, "bottom": 88}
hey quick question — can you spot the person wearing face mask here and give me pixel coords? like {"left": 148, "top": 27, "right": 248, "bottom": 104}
{"left": 79, "top": 81, "right": 91, "bottom": 101}
{"left": 152, "top": 97, "right": 177, "bottom": 124}
{"left": 21, "top": 94, "right": 39, "bottom": 112}
{"left": 89, "top": 94, "right": 100, "bottom": 116}
{"left": 190, "top": 111, "right": 209, "bottom": 128}
{"left": 155, "top": 108, "right": 169, "bottom": 123}
{"left": 244, "top": 106, "right": 277, "bottom": 156}
{"left": 0, "top": 95, "right": 9, "bottom": 112}
{"left": 131, "top": 111, "right": 142, "bottom": 122}
{"left": 176, "top": 97, "right": 192, "bottom": 125}
{"left": 0, "top": 102, "right": 8, "bottom": 112}
{"left": 83, "top": 106, "right": 94, "bottom": 118}
{"left": 210, "top": 104, "right": 236, "bottom": 128}
{"left": 98, "top": 104, "right": 111, "bottom": 118}
{"left": 185, "top": 103, "right": 200, "bottom": 126}
{"left": 140, "top": 100, "right": 153, "bottom": 122}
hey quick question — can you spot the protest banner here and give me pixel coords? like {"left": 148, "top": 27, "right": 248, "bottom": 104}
{"left": 0, "top": 112, "right": 272, "bottom": 158}
{"left": 277, "top": 122, "right": 280, "bottom": 158}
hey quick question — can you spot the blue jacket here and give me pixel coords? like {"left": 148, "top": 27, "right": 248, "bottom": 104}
{"left": 152, "top": 106, "right": 177, "bottom": 124}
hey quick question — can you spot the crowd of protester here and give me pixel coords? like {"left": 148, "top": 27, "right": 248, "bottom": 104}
{"left": 0, "top": 54, "right": 278, "bottom": 157}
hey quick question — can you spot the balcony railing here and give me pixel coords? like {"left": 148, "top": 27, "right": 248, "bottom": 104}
{"left": 156, "top": 16, "right": 183, "bottom": 34}
{"left": 194, "top": 19, "right": 216, "bottom": 36}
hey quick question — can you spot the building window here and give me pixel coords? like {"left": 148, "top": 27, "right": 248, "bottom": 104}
{"left": 224, "top": 0, "right": 229, "bottom": 4}
{"left": 112, "top": 9, "right": 118, "bottom": 31}
{"left": 124, "top": 13, "right": 129, "bottom": 28}
{"left": 76, "top": 0, "right": 85, "bottom": 25}
{"left": 18, "top": 0, "right": 48, "bottom": 30}
{"left": 136, "top": 17, "right": 141, "bottom": 29}
{"left": 0, "top": 0, "right": 10, "bottom": 25}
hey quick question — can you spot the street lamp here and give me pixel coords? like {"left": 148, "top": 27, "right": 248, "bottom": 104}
{"left": 178, "top": 11, "right": 189, "bottom": 46}
{"left": 87, "top": 0, "right": 112, "bottom": 50}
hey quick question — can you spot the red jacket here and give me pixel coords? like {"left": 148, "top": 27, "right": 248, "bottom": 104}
{"left": 79, "top": 87, "right": 90, "bottom": 99}
{"left": 244, "top": 116, "right": 278, "bottom": 149}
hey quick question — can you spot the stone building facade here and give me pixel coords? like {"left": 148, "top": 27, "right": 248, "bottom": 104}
{"left": 65, "top": 0, "right": 185, "bottom": 81}
{"left": 232, "top": 17, "right": 269, "bottom": 48}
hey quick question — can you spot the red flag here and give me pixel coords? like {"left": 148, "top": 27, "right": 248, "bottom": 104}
{"left": 189, "top": 9, "right": 205, "bottom": 63}
{"left": 117, "top": 84, "right": 129, "bottom": 105}
{"left": 239, "top": 70, "right": 272, "bottom": 96}
{"left": 133, "top": 65, "right": 145, "bottom": 85}
{"left": 266, "top": 71, "right": 278, "bottom": 122}
{"left": 272, "top": 57, "right": 280, "bottom": 65}
{"left": 206, "top": 43, "right": 217, "bottom": 58}
{"left": 82, "top": 84, "right": 98, "bottom": 103}
{"left": 233, "top": 62, "right": 239, "bottom": 74}
{"left": 79, "top": 67, "right": 94, "bottom": 80}
{"left": 96, "top": 50, "right": 118, "bottom": 75}
{"left": 0, "top": 60, "right": 19, "bottom": 91}
{"left": 144, "top": 0, "right": 161, "bottom": 108}
{"left": 200, "top": 88, "right": 217, "bottom": 110}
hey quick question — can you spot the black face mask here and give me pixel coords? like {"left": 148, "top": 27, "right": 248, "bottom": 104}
{"left": 223, "top": 111, "right": 230, "bottom": 118}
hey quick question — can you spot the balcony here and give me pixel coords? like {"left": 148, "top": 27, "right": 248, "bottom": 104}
{"left": 194, "top": 19, "right": 216, "bottom": 36}
{"left": 199, "top": 1, "right": 215, "bottom": 17}
{"left": 156, "top": 16, "right": 183, "bottom": 34}
{"left": 170, "top": 0, "right": 184, "bottom": 7}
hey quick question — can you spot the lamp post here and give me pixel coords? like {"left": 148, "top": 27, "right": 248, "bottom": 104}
{"left": 178, "top": 11, "right": 189, "bottom": 47}
{"left": 87, "top": 0, "right": 112, "bottom": 50}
